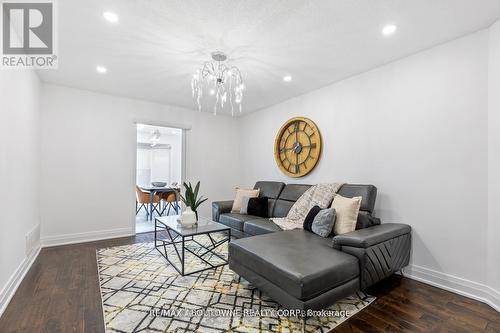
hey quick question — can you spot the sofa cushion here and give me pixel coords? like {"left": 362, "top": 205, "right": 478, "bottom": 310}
{"left": 243, "top": 219, "right": 282, "bottom": 236}
{"left": 303, "top": 205, "right": 322, "bottom": 231}
{"left": 332, "top": 195, "right": 362, "bottom": 235}
{"left": 266, "top": 199, "right": 276, "bottom": 218}
{"left": 272, "top": 199, "right": 295, "bottom": 218}
{"left": 279, "top": 184, "right": 312, "bottom": 201}
{"left": 231, "top": 188, "right": 260, "bottom": 213}
{"left": 219, "top": 213, "right": 263, "bottom": 231}
{"left": 356, "top": 211, "right": 381, "bottom": 230}
{"left": 254, "top": 181, "right": 285, "bottom": 199}
{"left": 247, "top": 197, "right": 269, "bottom": 217}
{"left": 312, "top": 208, "right": 336, "bottom": 237}
{"left": 337, "top": 184, "right": 377, "bottom": 213}
{"left": 229, "top": 230, "right": 359, "bottom": 300}
{"left": 271, "top": 184, "right": 312, "bottom": 218}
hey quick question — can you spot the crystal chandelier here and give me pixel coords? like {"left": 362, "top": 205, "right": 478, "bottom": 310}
{"left": 191, "top": 51, "right": 244, "bottom": 116}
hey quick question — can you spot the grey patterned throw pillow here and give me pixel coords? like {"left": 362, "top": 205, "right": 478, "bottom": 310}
{"left": 311, "top": 208, "right": 336, "bottom": 237}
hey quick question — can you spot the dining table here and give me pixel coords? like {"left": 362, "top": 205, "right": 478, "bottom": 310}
{"left": 139, "top": 185, "right": 180, "bottom": 220}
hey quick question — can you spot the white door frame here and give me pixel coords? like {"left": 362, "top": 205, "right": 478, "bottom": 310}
{"left": 132, "top": 119, "right": 190, "bottom": 233}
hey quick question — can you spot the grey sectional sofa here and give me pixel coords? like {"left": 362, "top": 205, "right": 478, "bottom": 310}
{"left": 212, "top": 181, "right": 411, "bottom": 311}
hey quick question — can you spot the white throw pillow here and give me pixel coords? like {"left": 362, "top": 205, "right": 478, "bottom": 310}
{"left": 231, "top": 188, "right": 260, "bottom": 213}
{"left": 331, "top": 195, "right": 362, "bottom": 235}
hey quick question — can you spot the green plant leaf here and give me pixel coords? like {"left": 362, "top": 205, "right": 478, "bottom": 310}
{"left": 179, "top": 181, "right": 208, "bottom": 211}
{"left": 194, "top": 197, "right": 208, "bottom": 209}
{"left": 194, "top": 181, "right": 200, "bottom": 200}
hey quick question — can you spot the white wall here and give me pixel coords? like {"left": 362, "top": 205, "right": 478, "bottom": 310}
{"left": 39, "top": 84, "right": 241, "bottom": 245}
{"left": 240, "top": 31, "right": 496, "bottom": 306}
{"left": 488, "top": 20, "right": 500, "bottom": 297}
{"left": 0, "top": 69, "right": 41, "bottom": 313}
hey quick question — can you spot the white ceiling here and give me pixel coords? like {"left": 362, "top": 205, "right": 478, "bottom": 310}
{"left": 38, "top": 0, "right": 500, "bottom": 114}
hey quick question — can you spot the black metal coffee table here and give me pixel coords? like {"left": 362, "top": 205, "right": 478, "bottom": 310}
{"left": 154, "top": 215, "right": 231, "bottom": 276}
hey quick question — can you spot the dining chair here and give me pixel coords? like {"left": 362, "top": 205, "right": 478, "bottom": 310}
{"left": 159, "top": 190, "right": 180, "bottom": 216}
{"left": 135, "top": 186, "right": 161, "bottom": 217}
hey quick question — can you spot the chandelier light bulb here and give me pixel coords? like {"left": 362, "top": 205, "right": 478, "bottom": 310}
{"left": 209, "top": 89, "right": 215, "bottom": 95}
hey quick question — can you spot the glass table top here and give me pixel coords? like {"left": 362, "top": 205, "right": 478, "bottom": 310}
{"left": 155, "top": 215, "right": 230, "bottom": 236}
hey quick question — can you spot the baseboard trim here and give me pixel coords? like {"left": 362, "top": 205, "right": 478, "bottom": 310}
{"left": 0, "top": 246, "right": 41, "bottom": 318}
{"left": 402, "top": 264, "right": 500, "bottom": 312}
{"left": 41, "top": 227, "right": 135, "bottom": 247}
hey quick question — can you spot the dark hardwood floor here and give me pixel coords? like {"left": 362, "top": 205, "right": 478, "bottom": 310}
{"left": 0, "top": 233, "right": 498, "bottom": 333}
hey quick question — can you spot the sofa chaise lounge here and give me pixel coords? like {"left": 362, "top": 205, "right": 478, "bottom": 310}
{"left": 212, "top": 181, "right": 411, "bottom": 310}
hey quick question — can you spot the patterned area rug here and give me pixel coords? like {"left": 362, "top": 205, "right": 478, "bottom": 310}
{"left": 97, "top": 238, "right": 375, "bottom": 333}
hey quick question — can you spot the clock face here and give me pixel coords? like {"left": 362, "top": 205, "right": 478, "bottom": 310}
{"left": 274, "top": 117, "right": 322, "bottom": 177}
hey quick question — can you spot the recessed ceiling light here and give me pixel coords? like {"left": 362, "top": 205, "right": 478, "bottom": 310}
{"left": 382, "top": 24, "right": 397, "bottom": 36}
{"left": 96, "top": 65, "right": 107, "bottom": 74}
{"left": 103, "top": 11, "right": 119, "bottom": 23}
{"left": 283, "top": 75, "right": 292, "bottom": 82}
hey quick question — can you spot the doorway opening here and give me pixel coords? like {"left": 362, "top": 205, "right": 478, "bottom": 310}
{"left": 135, "top": 124, "right": 183, "bottom": 233}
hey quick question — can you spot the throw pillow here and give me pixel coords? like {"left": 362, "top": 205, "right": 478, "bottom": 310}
{"left": 231, "top": 188, "right": 260, "bottom": 213}
{"left": 311, "top": 208, "right": 336, "bottom": 237}
{"left": 356, "top": 211, "right": 381, "bottom": 229}
{"left": 331, "top": 195, "right": 362, "bottom": 235}
{"left": 247, "top": 197, "right": 269, "bottom": 217}
{"left": 239, "top": 196, "right": 251, "bottom": 214}
{"left": 303, "top": 205, "right": 322, "bottom": 231}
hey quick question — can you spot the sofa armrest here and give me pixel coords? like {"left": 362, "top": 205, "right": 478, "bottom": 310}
{"left": 332, "top": 223, "right": 411, "bottom": 248}
{"left": 212, "top": 200, "right": 234, "bottom": 222}
{"left": 332, "top": 223, "right": 412, "bottom": 290}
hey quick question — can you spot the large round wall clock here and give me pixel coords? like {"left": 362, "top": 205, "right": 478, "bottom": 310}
{"left": 274, "top": 117, "right": 322, "bottom": 178}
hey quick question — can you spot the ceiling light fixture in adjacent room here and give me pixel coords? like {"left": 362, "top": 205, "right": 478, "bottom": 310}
{"left": 103, "top": 11, "right": 119, "bottom": 23}
{"left": 283, "top": 75, "right": 292, "bottom": 82}
{"left": 382, "top": 24, "right": 397, "bottom": 36}
{"left": 191, "top": 51, "right": 244, "bottom": 116}
{"left": 96, "top": 65, "right": 107, "bottom": 74}
{"left": 150, "top": 129, "right": 161, "bottom": 147}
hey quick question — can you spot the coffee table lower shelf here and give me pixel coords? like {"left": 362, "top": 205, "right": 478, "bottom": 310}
{"left": 154, "top": 218, "right": 231, "bottom": 276}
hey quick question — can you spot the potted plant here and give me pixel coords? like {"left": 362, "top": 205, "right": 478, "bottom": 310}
{"left": 179, "top": 181, "right": 207, "bottom": 221}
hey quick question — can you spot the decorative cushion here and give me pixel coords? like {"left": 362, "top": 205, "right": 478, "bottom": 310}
{"left": 331, "top": 195, "right": 362, "bottom": 235}
{"left": 231, "top": 188, "right": 260, "bottom": 213}
{"left": 239, "top": 196, "right": 251, "bottom": 215}
{"left": 311, "top": 208, "right": 336, "bottom": 237}
{"left": 303, "top": 205, "right": 321, "bottom": 231}
{"left": 356, "top": 211, "right": 381, "bottom": 230}
{"left": 247, "top": 197, "right": 269, "bottom": 218}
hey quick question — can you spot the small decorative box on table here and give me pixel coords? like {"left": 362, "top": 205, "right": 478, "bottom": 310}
{"left": 154, "top": 215, "right": 231, "bottom": 276}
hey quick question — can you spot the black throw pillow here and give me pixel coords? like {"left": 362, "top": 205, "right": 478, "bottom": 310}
{"left": 303, "top": 205, "right": 322, "bottom": 231}
{"left": 355, "top": 212, "right": 381, "bottom": 230}
{"left": 247, "top": 197, "right": 269, "bottom": 218}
